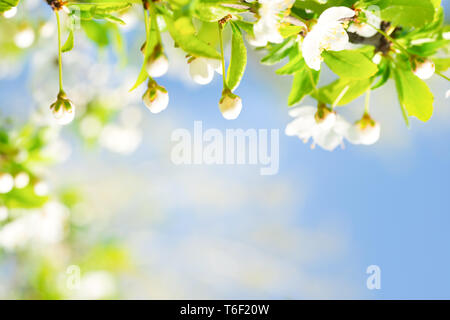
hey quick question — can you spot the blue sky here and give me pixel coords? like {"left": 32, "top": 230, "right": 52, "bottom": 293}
{"left": 1, "top": 1, "right": 449, "bottom": 299}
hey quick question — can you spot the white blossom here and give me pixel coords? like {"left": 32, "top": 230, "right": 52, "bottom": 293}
{"left": 413, "top": 59, "right": 435, "bottom": 80}
{"left": 34, "top": 181, "right": 49, "bottom": 196}
{"left": 50, "top": 93, "right": 76, "bottom": 125}
{"left": 219, "top": 91, "right": 242, "bottom": 120}
{"left": 253, "top": 0, "right": 296, "bottom": 46}
{"left": 3, "top": 7, "right": 17, "bottom": 19}
{"left": 14, "top": 172, "right": 30, "bottom": 189}
{"left": 0, "top": 173, "right": 14, "bottom": 194}
{"left": 189, "top": 57, "right": 222, "bottom": 85}
{"left": 0, "top": 202, "right": 68, "bottom": 250}
{"left": 14, "top": 27, "right": 35, "bottom": 48}
{"left": 302, "top": 6, "right": 355, "bottom": 71}
{"left": 146, "top": 54, "right": 169, "bottom": 78}
{"left": 347, "top": 9, "right": 381, "bottom": 38}
{"left": 143, "top": 85, "right": 169, "bottom": 114}
{"left": 345, "top": 115, "right": 381, "bottom": 145}
{"left": 285, "top": 106, "right": 349, "bottom": 151}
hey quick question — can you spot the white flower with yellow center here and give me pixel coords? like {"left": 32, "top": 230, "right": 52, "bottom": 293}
{"left": 302, "top": 6, "right": 355, "bottom": 70}
{"left": 252, "top": 0, "right": 296, "bottom": 46}
{"left": 285, "top": 105, "right": 349, "bottom": 151}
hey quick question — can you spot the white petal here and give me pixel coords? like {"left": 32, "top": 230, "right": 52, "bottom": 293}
{"left": 324, "top": 24, "right": 350, "bottom": 51}
{"left": 189, "top": 58, "right": 214, "bottom": 85}
{"left": 288, "top": 106, "right": 316, "bottom": 118}
{"left": 413, "top": 60, "right": 435, "bottom": 80}
{"left": 146, "top": 55, "right": 169, "bottom": 78}
{"left": 333, "top": 114, "right": 351, "bottom": 136}
{"left": 302, "top": 30, "right": 323, "bottom": 70}
{"left": 313, "top": 128, "right": 343, "bottom": 151}
{"left": 285, "top": 115, "right": 316, "bottom": 138}
{"left": 318, "top": 6, "right": 355, "bottom": 25}
{"left": 346, "top": 122, "right": 381, "bottom": 145}
{"left": 219, "top": 95, "right": 242, "bottom": 120}
{"left": 207, "top": 58, "right": 223, "bottom": 75}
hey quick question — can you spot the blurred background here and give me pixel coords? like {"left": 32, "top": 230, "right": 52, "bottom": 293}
{"left": 0, "top": 0, "right": 449, "bottom": 299}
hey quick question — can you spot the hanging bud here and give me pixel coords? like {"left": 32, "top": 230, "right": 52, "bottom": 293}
{"left": 142, "top": 80, "right": 169, "bottom": 114}
{"left": 346, "top": 113, "right": 381, "bottom": 145}
{"left": 146, "top": 53, "right": 169, "bottom": 78}
{"left": 50, "top": 91, "right": 75, "bottom": 125}
{"left": 0, "top": 173, "right": 14, "bottom": 194}
{"left": 219, "top": 89, "right": 242, "bottom": 120}
{"left": 413, "top": 59, "right": 435, "bottom": 80}
{"left": 314, "top": 104, "right": 337, "bottom": 130}
{"left": 189, "top": 57, "right": 222, "bottom": 85}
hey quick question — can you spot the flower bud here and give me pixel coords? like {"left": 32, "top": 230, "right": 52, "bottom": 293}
{"left": 0, "top": 173, "right": 14, "bottom": 194}
{"left": 346, "top": 114, "right": 380, "bottom": 145}
{"left": 189, "top": 57, "right": 221, "bottom": 85}
{"left": 413, "top": 59, "right": 435, "bottom": 80}
{"left": 143, "top": 81, "right": 169, "bottom": 114}
{"left": 50, "top": 91, "right": 75, "bottom": 125}
{"left": 146, "top": 53, "right": 169, "bottom": 78}
{"left": 219, "top": 90, "right": 242, "bottom": 120}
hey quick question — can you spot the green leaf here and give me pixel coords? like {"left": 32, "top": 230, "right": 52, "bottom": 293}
{"left": 434, "top": 58, "right": 450, "bottom": 72}
{"left": 163, "top": 15, "right": 221, "bottom": 59}
{"left": 61, "top": 29, "right": 74, "bottom": 53}
{"left": 226, "top": 22, "right": 247, "bottom": 92}
{"left": 261, "top": 39, "right": 295, "bottom": 65}
{"left": 324, "top": 50, "right": 378, "bottom": 79}
{"left": 233, "top": 20, "right": 254, "bottom": 37}
{"left": 68, "top": 1, "right": 132, "bottom": 17}
{"left": 276, "top": 54, "right": 305, "bottom": 75}
{"left": 371, "top": 62, "right": 391, "bottom": 90}
{"left": 393, "top": 67, "right": 434, "bottom": 122}
{"left": 191, "top": 0, "right": 247, "bottom": 22}
{"left": 379, "top": 0, "right": 435, "bottom": 28}
{"left": 408, "top": 40, "right": 450, "bottom": 57}
{"left": 279, "top": 25, "right": 305, "bottom": 38}
{"left": 318, "top": 77, "right": 374, "bottom": 106}
{"left": 82, "top": 20, "right": 110, "bottom": 47}
{"left": 288, "top": 66, "right": 319, "bottom": 106}
{"left": 0, "top": 0, "right": 18, "bottom": 13}
{"left": 130, "top": 9, "right": 159, "bottom": 91}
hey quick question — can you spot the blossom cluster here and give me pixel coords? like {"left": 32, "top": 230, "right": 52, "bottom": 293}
{"left": 1, "top": 0, "right": 449, "bottom": 154}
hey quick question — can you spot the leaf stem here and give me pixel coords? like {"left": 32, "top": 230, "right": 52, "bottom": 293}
{"left": 149, "top": 3, "right": 161, "bottom": 44}
{"left": 362, "top": 19, "right": 410, "bottom": 56}
{"left": 55, "top": 10, "right": 64, "bottom": 93}
{"left": 332, "top": 85, "right": 349, "bottom": 109}
{"left": 436, "top": 71, "right": 450, "bottom": 82}
{"left": 218, "top": 22, "right": 228, "bottom": 89}
{"left": 364, "top": 89, "right": 371, "bottom": 114}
